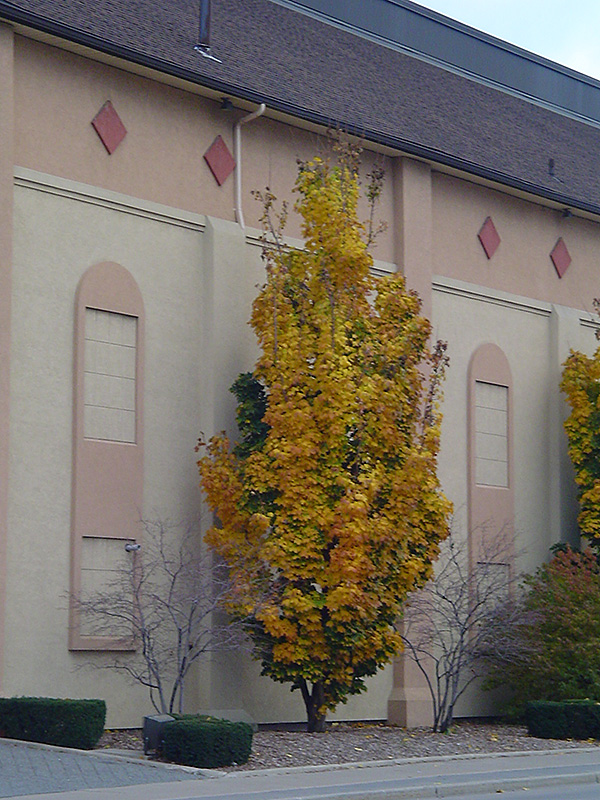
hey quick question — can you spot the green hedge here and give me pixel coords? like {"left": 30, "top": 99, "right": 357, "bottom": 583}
{"left": 527, "top": 700, "right": 600, "bottom": 740}
{"left": 0, "top": 697, "right": 106, "bottom": 749}
{"left": 162, "top": 715, "right": 253, "bottom": 768}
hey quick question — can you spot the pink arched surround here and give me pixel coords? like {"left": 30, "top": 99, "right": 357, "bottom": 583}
{"left": 69, "top": 262, "right": 144, "bottom": 650}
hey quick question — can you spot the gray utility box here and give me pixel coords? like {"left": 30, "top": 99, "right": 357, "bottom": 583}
{"left": 143, "top": 714, "right": 174, "bottom": 755}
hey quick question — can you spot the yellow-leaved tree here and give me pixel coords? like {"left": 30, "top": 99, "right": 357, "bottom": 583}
{"left": 561, "top": 334, "right": 600, "bottom": 549}
{"left": 198, "top": 146, "right": 452, "bottom": 731}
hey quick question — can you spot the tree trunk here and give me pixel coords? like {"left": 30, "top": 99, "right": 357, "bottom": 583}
{"left": 298, "top": 679, "right": 327, "bottom": 732}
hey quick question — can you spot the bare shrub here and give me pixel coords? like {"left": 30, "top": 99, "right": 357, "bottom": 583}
{"left": 399, "top": 525, "right": 518, "bottom": 732}
{"left": 73, "top": 519, "right": 246, "bottom": 714}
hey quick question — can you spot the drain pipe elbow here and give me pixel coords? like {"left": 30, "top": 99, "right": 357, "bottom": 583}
{"left": 234, "top": 103, "right": 266, "bottom": 229}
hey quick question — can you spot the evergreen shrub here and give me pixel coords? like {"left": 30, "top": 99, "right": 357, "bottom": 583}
{"left": 0, "top": 697, "right": 106, "bottom": 749}
{"left": 162, "top": 715, "right": 253, "bottom": 767}
{"left": 527, "top": 699, "right": 600, "bottom": 740}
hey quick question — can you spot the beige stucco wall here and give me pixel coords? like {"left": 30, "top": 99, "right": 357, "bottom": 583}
{"left": 435, "top": 283, "right": 551, "bottom": 568}
{"left": 207, "top": 645, "right": 392, "bottom": 725}
{"left": 12, "top": 35, "right": 395, "bottom": 263}
{"left": 5, "top": 169, "right": 394, "bottom": 726}
{"left": 430, "top": 164, "right": 600, "bottom": 570}
{"left": 6, "top": 172, "right": 208, "bottom": 726}
{"left": 0, "top": 23, "right": 14, "bottom": 694}
{"left": 432, "top": 278, "right": 598, "bottom": 717}
{"left": 4, "top": 31, "right": 398, "bottom": 724}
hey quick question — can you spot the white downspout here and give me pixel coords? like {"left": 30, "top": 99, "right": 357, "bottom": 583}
{"left": 234, "top": 103, "right": 266, "bottom": 229}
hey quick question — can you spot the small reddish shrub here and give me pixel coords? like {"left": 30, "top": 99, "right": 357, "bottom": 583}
{"left": 484, "top": 547, "right": 600, "bottom": 714}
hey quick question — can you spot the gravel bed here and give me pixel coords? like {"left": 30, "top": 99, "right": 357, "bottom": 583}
{"left": 97, "top": 720, "right": 600, "bottom": 771}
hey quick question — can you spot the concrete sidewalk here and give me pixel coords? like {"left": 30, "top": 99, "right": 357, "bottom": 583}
{"left": 0, "top": 739, "right": 211, "bottom": 798}
{"left": 3, "top": 737, "right": 600, "bottom": 800}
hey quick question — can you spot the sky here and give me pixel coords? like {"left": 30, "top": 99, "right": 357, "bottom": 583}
{"left": 418, "top": 1, "right": 600, "bottom": 82}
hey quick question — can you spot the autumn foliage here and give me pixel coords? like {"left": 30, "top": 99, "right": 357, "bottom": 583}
{"left": 561, "top": 342, "right": 600, "bottom": 550}
{"left": 198, "top": 149, "right": 451, "bottom": 731}
{"left": 483, "top": 547, "right": 600, "bottom": 712}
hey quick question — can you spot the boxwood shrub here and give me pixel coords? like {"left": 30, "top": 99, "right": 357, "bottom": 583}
{"left": 527, "top": 699, "right": 600, "bottom": 740}
{"left": 162, "top": 715, "right": 253, "bottom": 768}
{"left": 0, "top": 697, "right": 106, "bottom": 749}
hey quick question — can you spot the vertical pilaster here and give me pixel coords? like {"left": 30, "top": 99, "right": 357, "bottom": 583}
{"left": 392, "top": 157, "right": 433, "bottom": 318}
{"left": 202, "top": 217, "right": 256, "bottom": 435}
{"left": 200, "top": 217, "right": 261, "bottom": 714}
{"left": 548, "top": 304, "right": 582, "bottom": 549}
{"left": 0, "top": 23, "right": 14, "bottom": 692}
{"left": 387, "top": 156, "right": 434, "bottom": 728}
{"left": 387, "top": 625, "right": 434, "bottom": 727}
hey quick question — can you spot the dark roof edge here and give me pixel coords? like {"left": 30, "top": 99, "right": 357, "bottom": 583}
{"left": 1, "top": 1, "right": 598, "bottom": 219}
{"left": 277, "top": 0, "right": 600, "bottom": 130}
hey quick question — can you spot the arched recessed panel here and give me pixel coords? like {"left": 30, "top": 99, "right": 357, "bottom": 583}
{"left": 70, "top": 262, "right": 144, "bottom": 650}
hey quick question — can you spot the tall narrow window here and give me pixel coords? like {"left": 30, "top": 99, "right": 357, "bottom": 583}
{"left": 474, "top": 381, "right": 508, "bottom": 488}
{"left": 468, "top": 344, "right": 514, "bottom": 577}
{"left": 84, "top": 309, "right": 137, "bottom": 443}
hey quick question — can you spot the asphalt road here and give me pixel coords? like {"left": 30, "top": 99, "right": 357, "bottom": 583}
{"left": 448, "top": 785, "right": 600, "bottom": 800}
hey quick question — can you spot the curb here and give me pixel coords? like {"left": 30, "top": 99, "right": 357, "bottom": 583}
{"left": 219, "top": 745, "right": 600, "bottom": 778}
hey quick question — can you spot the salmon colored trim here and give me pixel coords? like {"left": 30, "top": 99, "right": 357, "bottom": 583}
{"left": 0, "top": 24, "right": 14, "bottom": 693}
{"left": 467, "top": 343, "right": 515, "bottom": 572}
{"left": 392, "top": 157, "right": 433, "bottom": 320}
{"left": 69, "top": 262, "right": 144, "bottom": 650}
{"left": 387, "top": 156, "right": 435, "bottom": 728}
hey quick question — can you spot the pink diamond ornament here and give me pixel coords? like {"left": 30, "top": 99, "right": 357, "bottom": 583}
{"left": 91, "top": 101, "right": 127, "bottom": 154}
{"left": 550, "top": 237, "right": 572, "bottom": 278}
{"left": 204, "top": 135, "right": 236, "bottom": 186}
{"left": 478, "top": 217, "right": 501, "bottom": 259}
